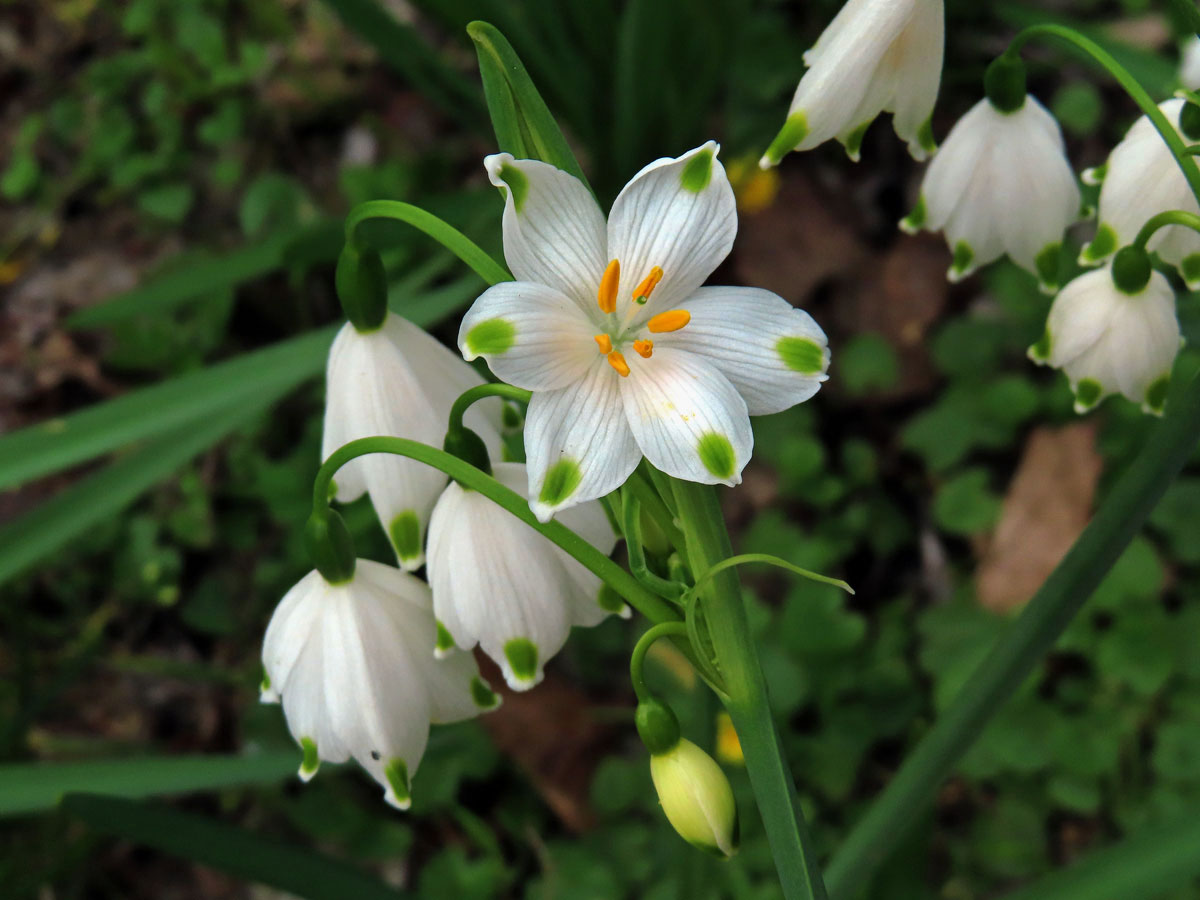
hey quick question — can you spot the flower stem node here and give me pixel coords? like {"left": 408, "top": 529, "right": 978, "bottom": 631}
{"left": 335, "top": 243, "right": 388, "bottom": 333}
{"left": 443, "top": 426, "right": 493, "bottom": 477}
{"left": 649, "top": 737, "right": 741, "bottom": 859}
{"left": 984, "top": 54, "right": 1027, "bottom": 114}
{"left": 635, "top": 697, "right": 682, "bottom": 755}
{"left": 1111, "top": 245, "right": 1153, "bottom": 295}
{"left": 304, "top": 509, "right": 356, "bottom": 585}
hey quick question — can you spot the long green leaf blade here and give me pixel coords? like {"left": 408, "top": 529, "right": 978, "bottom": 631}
{"left": 62, "top": 794, "right": 406, "bottom": 900}
{"left": 0, "top": 753, "right": 296, "bottom": 818}
{"left": 467, "top": 20, "right": 590, "bottom": 189}
{"left": 0, "top": 328, "right": 335, "bottom": 492}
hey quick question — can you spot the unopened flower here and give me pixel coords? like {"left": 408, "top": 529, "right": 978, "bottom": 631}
{"left": 1029, "top": 260, "right": 1180, "bottom": 415}
{"left": 261, "top": 560, "right": 499, "bottom": 809}
{"left": 760, "top": 0, "right": 944, "bottom": 167}
{"left": 901, "top": 94, "right": 1080, "bottom": 291}
{"left": 650, "top": 738, "right": 740, "bottom": 858}
{"left": 426, "top": 462, "right": 624, "bottom": 689}
{"left": 323, "top": 312, "right": 502, "bottom": 569}
{"left": 459, "top": 143, "right": 829, "bottom": 521}
{"left": 1080, "top": 98, "right": 1200, "bottom": 285}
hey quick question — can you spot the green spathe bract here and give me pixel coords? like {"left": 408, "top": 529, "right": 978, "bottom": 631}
{"left": 465, "top": 318, "right": 516, "bottom": 356}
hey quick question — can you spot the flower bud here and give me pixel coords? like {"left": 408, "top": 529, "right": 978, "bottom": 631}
{"left": 335, "top": 243, "right": 388, "bottom": 333}
{"left": 443, "top": 425, "right": 493, "bottom": 477}
{"left": 304, "top": 509, "right": 356, "bottom": 584}
{"left": 649, "top": 738, "right": 740, "bottom": 859}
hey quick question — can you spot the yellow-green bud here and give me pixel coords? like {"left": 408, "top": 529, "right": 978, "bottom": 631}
{"left": 649, "top": 738, "right": 740, "bottom": 859}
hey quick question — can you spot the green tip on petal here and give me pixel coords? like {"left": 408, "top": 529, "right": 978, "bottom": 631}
{"left": 916, "top": 117, "right": 937, "bottom": 157}
{"left": 697, "top": 432, "right": 737, "bottom": 481}
{"left": 1080, "top": 223, "right": 1117, "bottom": 265}
{"left": 1028, "top": 328, "right": 1053, "bottom": 364}
{"left": 598, "top": 584, "right": 629, "bottom": 616}
{"left": 435, "top": 619, "right": 456, "bottom": 655}
{"left": 1181, "top": 254, "right": 1200, "bottom": 290}
{"left": 503, "top": 638, "right": 540, "bottom": 686}
{"left": 497, "top": 162, "right": 529, "bottom": 213}
{"left": 1035, "top": 243, "right": 1062, "bottom": 294}
{"left": 948, "top": 241, "right": 975, "bottom": 282}
{"left": 899, "top": 195, "right": 927, "bottom": 234}
{"left": 842, "top": 121, "right": 870, "bottom": 162}
{"left": 680, "top": 148, "right": 714, "bottom": 193}
{"left": 464, "top": 318, "right": 516, "bottom": 357}
{"left": 1073, "top": 378, "right": 1104, "bottom": 413}
{"left": 1144, "top": 375, "right": 1170, "bottom": 416}
{"left": 389, "top": 510, "right": 421, "bottom": 564}
{"left": 299, "top": 737, "right": 320, "bottom": 781}
{"left": 538, "top": 458, "right": 583, "bottom": 507}
{"left": 776, "top": 335, "right": 826, "bottom": 375}
{"left": 760, "top": 111, "right": 808, "bottom": 168}
{"left": 471, "top": 676, "right": 501, "bottom": 710}
{"left": 384, "top": 758, "right": 411, "bottom": 809}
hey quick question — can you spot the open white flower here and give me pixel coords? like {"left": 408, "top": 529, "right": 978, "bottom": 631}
{"left": 759, "top": 0, "right": 944, "bottom": 167}
{"left": 901, "top": 94, "right": 1080, "bottom": 291}
{"left": 1080, "top": 99, "right": 1200, "bottom": 285}
{"left": 459, "top": 143, "right": 829, "bottom": 521}
{"left": 261, "top": 560, "right": 499, "bottom": 809}
{"left": 323, "top": 312, "right": 502, "bottom": 569}
{"left": 1028, "top": 266, "right": 1180, "bottom": 415}
{"left": 426, "top": 462, "right": 624, "bottom": 690}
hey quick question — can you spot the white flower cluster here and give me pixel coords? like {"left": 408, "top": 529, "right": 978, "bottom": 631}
{"left": 262, "top": 141, "right": 831, "bottom": 807}
{"left": 760, "top": 0, "right": 1187, "bottom": 416}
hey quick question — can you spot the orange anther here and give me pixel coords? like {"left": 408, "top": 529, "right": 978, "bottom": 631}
{"left": 646, "top": 309, "right": 691, "bottom": 333}
{"left": 594, "top": 334, "right": 613, "bottom": 354}
{"left": 607, "top": 351, "right": 630, "bottom": 377}
{"left": 633, "top": 339, "right": 654, "bottom": 358}
{"left": 598, "top": 259, "right": 620, "bottom": 314}
{"left": 633, "top": 266, "right": 664, "bottom": 304}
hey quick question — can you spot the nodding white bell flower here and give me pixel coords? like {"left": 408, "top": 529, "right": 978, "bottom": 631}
{"left": 900, "top": 94, "right": 1080, "bottom": 291}
{"left": 458, "top": 143, "right": 829, "bottom": 521}
{"left": 1181, "top": 36, "right": 1200, "bottom": 91}
{"left": 426, "top": 461, "right": 625, "bottom": 690}
{"left": 323, "top": 312, "right": 502, "bottom": 570}
{"left": 1028, "top": 265, "right": 1180, "bottom": 415}
{"left": 261, "top": 560, "right": 500, "bottom": 809}
{"left": 1080, "top": 99, "right": 1200, "bottom": 285}
{"left": 759, "top": 0, "right": 944, "bottom": 167}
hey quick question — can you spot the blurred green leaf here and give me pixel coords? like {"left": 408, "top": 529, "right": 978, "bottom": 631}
{"left": 240, "top": 173, "right": 314, "bottom": 238}
{"left": 63, "top": 794, "right": 406, "bottom": 900}
{"left": 837, "top": 333, "right": 900, "bottom": 396}
{"left": 933, "top": 468, "right": 1002, "bottom": 536}
{"left": 138, "top": 182, "right": 195, "bottom": 223}
{"left": 1052, "top": 81, "right": 1104, "bottom": 137}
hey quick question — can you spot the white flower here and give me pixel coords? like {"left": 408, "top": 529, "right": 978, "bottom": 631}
{"left": 1028, "top": 266, "right": 1180, "bottom": 415}
{"left": 458, "top": 143, "right": 829, "bottom": 521}
{"left": 1081, "top": 99, "right": 1200, "bottom": 285}
{"left": 323, "top": 311, "right": 502, "bottom": 569}
{"left": 261, "top": 560, "right": 499, "bottom": 809}
{"left": 426, "top": 462, "right": 624, "bottom": 690}
{"left": 1181, "top": 36, "right": 1200, "bottom": 91}
{"left": 759, "top": 0, "right": 944, "bottom": 167}
{"left": 901, "top": 94, "right": 1080, "bottom": 291}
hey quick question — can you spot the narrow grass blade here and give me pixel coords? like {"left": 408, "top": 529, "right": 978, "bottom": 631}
{"left": 0, "top": 752, "right": 297, "bottom": 818}
{"left": 62, "top": 794, "right": 406, "bottom": 900}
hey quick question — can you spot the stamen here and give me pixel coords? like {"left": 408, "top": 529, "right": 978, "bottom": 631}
{"left": 598, "top": 259, "right": 620, "bottom": 314}
{"left": 633, "top": 266, "right": 664, "bottom": 305}
{"left": 646, "top": 310, "right": 691, "bottom": 333}
{"left": 594, "top": 334, "right": 613, "bottom": 354}
{"left": 633, "top": 339, "right": 654, "bottom": 358}
{"left": 607, "top": 351, "right": 631, "bottom": 377}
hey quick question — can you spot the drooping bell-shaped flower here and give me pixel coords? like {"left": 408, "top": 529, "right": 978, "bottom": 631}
{"left": 1181, "top": 36, "right": 1200, "bottom": 92}
{"left": 1080, "top": 98, "right": 1200, "bottom": 286}
{"left": 426, "top": 461, "right": 625, "bottom": 690}
{"left": 901, "top": 93, "right": 1080, "bottom": 291}
{"left": 1028, "top": 252, "right": 1180, "bottom": 415}
{"left": 323, "top": 312, "right": 502, "bottom": 569}
{"left": 261, "top": 560, "right": 500, "bottom": 809}
{"left": 759, "top": 0, "right": 944, "bottom": 167}
{"left": 459, "top": 143, "right": 829, "bottom": 521}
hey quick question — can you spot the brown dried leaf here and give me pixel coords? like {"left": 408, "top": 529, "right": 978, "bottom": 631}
{"left": 976, "top": 423, "right": 1102, "bottom": 613}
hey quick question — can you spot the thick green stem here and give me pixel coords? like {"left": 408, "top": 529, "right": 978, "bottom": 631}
{"left": 827, "top": 377, "right": 1200, "bottom": 900}
{"left": 313, "top": 437, "right": 677, "bottom": 623}
{"left": 344, "top": 200, "right": 512, "bottom": 286}
{"left": 1133, "top": 209, "right": 1200, "bottom": 249}
{"left": 670, "top": 479, "right": 828, "bottom": 900}
{"left": 1006, "top": 25, "right": 1200, "bottom": 204}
